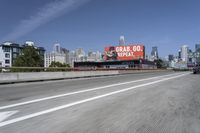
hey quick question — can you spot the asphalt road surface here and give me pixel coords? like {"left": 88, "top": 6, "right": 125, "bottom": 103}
{"left": 0, "top": 71, "right": 200, "bottom": 133}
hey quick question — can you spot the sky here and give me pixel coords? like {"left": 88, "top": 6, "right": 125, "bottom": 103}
{"left": 0, "top": 0, "right": 200, "bottom": 57}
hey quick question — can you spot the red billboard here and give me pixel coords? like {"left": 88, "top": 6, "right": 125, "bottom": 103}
{"left": 104, "top": 45, "right": 145, "bottom": 61}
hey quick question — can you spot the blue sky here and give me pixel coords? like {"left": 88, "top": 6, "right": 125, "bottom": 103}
{"left": 0, "top": 0, "right": 200, "bottom": 57}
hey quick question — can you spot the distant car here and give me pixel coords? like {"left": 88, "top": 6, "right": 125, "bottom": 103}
{"left": 193, "top": 63, "right": 200, "bottom": 74}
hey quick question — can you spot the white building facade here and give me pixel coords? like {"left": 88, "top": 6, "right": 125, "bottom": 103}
{"left": 45, "top": 53, "right": 66, "bottom": 67}
{"left": 0, "top": 45, "right": 12, "bottom": 67}
{"left": 0, "top": 42, "right": 21, "bottom": 67}
{"left": 181, "top": 45, "right": 189, "bottom": 63}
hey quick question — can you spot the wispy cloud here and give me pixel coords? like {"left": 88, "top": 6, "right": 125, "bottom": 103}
{"left": 2, "top": 0, "right": 91, "bottom": 41}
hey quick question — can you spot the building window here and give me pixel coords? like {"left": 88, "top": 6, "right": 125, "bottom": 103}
{"left": 13, "top": 48, "right": 17, "bottom": 52}
{"left": 5, "top": 60, "right": 10, "bottom": 64}
{"left": 13, "top": 53, "right": 17, "bottom": 58}
{"left": 4, "top": 47, "right": 10, "bottom": 52}
{"left": 5, "top": 53, "right": 10, "bottom": 58}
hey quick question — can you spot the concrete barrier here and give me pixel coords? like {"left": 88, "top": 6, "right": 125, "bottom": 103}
{"left": 0, "top": 69, "right": 171, "bottom": 84}
{"left": 0, "top": 71, "right": 119, "bottom": 84}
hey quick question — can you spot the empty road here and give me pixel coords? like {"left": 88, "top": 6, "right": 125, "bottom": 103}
{"left": 0, "top": 71, "right": 200, "bottom": 133}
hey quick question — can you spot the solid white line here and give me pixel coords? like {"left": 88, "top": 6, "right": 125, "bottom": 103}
{"left": 0, "top": 73, "right": 189, "bottom": 127}
{"left": 0, "top": 73, "right": 181, "bottom": 110}
{"left": 0, "top": 73, "right": 185, "bottom": 110}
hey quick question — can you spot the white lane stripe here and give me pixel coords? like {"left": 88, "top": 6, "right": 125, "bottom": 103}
{"left": 0, "top": 73, "right": 185, "bottom": 110}
{"left": 0, "top": 73, "right": 189, "bottom": 127}
{"left": 0, "top": 73, "right": 180, "bottom": 110}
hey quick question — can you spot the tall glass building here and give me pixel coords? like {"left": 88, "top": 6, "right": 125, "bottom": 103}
{"left": 195, "top": 44, "right": 200, "bottom": 62}
{"left": 196, "top": 44, "right": 200, "bottom": 52}
{"left": 119, "top": 36, "right": 125, "bottom": 46}
{"left": 151, "top": 46, "right": 159, "bottom": 60}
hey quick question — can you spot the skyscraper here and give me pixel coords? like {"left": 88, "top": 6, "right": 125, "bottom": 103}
{"left": 75, "top": 48, "right": 85, "bottom": 57}
{"left": 195, "top": 44, "right": 200, "bottom": 52}
{"left": 151, "top": 46, "right": 159, "bottom": 60}
{"left": 168, "top": 55, "right": 174, "bottom": 62}
{"left": 53, "top": 43, "right": 61, "bottom": 53}
{"left": 69, "top": 51, "right": 76, "bottom": 67}
{"left": 119, "top": 36, "right": 125, "bottom": 46}
{"left": 180, "top": 45, "right": 189, "bottom": 63}
{"left": 75, "top": 48, "right": 86, "bottom": 62}
{"left": 195, "top": 44, "right": 200, "bottom": 63}
{"left": 188, "top": 49, "right": 193, "bottom": 63}
{"left": 178, "top": 49, "right": 181, "bottom": 60}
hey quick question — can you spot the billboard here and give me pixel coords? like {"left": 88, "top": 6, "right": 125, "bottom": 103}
{"left": 104, "top": 45, "right": 145, "bottom": 61}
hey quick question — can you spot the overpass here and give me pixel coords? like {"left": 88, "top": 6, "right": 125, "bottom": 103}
{"left": 0, "top": 71, "right": 200, "bottom": 133}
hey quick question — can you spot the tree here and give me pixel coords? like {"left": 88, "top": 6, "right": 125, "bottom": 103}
{"left": 48, "top": 61, "right": 70, "bottom": 71}
{"left": 154, "top": 59, "right": 166, "bottom": 69}
{"left": 49, "top": 61, "right": 70, "bottom": 68}
{"left": 14, "top": 46, "right": 42, "bottom": 67}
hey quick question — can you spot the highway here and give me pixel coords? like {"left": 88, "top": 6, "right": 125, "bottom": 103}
{"left": 0, "top": 71, "right": 200, "bottom": 133}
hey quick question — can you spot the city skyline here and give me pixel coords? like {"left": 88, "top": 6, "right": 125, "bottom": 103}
{"left": 1, "top": 0, "right": 200, "bottom": 57}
